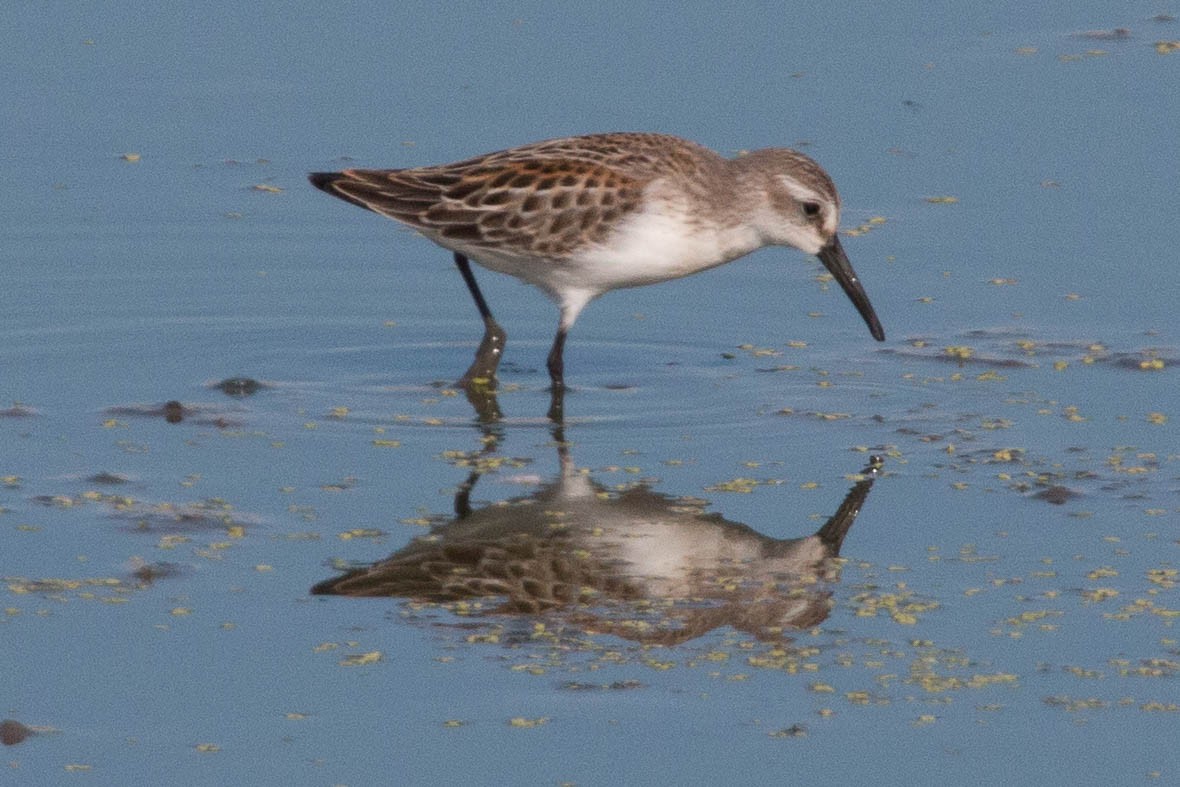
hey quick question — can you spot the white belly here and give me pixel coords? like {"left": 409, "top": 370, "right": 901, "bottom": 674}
{"left": 470, "top": 200, "right": 762, "bottom": 301}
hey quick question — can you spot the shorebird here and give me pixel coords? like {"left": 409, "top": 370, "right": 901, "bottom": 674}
{"left": 310, "top": 132, "right": 884, "bottom": 390}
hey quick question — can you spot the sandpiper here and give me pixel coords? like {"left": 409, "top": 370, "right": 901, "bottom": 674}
{"left": 310, "top": 132, "right": 884, "bottom": 389}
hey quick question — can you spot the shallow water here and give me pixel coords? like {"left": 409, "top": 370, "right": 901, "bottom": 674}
{"left": 4, "top": 3, "right": 1180, "bottom": 785}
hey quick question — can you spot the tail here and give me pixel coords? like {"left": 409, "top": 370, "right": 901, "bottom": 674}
{"left": 308, "top": 171, "right": 378, "bottom": 213}
{"left": 307, "top": 171, "right": 341, "bottom": 192}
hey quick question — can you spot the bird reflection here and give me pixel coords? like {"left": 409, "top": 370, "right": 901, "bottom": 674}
{"left": 313, "top": 412, "right": 882, "bottom": 645}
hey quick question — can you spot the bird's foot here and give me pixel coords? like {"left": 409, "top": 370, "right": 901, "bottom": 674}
{"left": 546, "top": 385, "right": 566, "bottom": 424}
{"left": 457, "top": 319, "right": 507, "bottom": 389}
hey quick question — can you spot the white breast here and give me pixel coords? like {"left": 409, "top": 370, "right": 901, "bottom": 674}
{"left": 566, "top": 197, "right": 762, "bottom": 293}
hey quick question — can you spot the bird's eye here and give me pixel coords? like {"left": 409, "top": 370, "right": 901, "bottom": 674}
{"left": 801, "top": 202, "right": 821, "bottom": 218}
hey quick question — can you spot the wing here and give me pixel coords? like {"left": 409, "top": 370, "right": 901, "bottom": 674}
{"left": 310, "top": 150, "right": 651, "bottom": 259}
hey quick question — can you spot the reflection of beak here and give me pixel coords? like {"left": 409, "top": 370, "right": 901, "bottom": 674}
{"left": 817, "top": 235, "right": 885, "bottom": 341}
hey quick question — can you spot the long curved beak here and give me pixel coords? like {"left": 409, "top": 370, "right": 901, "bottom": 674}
{"left": 817, "top": 235, "right": 885, "bottom": 341}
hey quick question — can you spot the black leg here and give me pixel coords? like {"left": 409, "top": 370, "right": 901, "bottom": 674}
{"left": 453, "top": 253, "right": 506, "bottom": 388}
{"left": 546, "top": 327, "right": 567, "bottom": 390}
{"left": 545, "top": 326, "right": 567, "bottom": 422}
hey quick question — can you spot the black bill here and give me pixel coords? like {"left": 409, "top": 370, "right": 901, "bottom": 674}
{"left": 817, "top": 235, "right": 885, "bottom": 341}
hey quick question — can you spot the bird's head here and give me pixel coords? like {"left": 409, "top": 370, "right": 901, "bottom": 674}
{"left": 735, "top": 149, "right": 885, "bottom": 342}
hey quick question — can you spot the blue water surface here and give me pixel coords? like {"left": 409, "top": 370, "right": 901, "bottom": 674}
{"left": 3, "top": 2, "right": 1179, "bottom": 785}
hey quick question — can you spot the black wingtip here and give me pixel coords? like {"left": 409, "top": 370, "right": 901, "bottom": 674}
{"left": 308, "top": 172, "right": 342, "bottom": 192}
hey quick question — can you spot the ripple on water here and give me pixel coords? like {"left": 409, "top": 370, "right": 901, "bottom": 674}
{"left": 214, "top": 334, "right": 959, "bottom": 455}
{"left": 273, "top": 336, "right": 908, "bottom": 435}
{"left": 151, "top": 325, "right": 1174, "bottom": 473}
